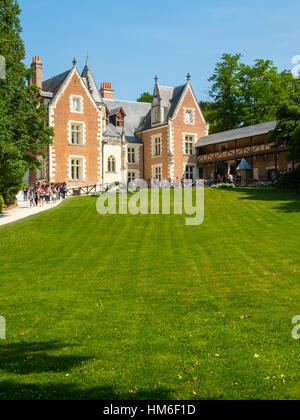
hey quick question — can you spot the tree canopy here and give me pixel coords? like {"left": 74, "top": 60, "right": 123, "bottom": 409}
{"left": 203, "top": 53, "right": 294, "bottom": 134}
{"left": 137, "top": 92, "right": 153, "bottom": 103}
{"left": 0, "top": 0, "right": 53, "bottom": 204}
{"left": 270, "top": 78, "right": 300, "bottom": 163}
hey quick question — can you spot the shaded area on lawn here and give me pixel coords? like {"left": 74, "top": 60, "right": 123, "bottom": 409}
{"left": 227, "top": 188, "right": 300, "bottom": 213}
{"left": 0, "top": 380, "right": 174, "bottom": 400}
{"left": 0, "top": 341, "right": 90, "bottom": 375}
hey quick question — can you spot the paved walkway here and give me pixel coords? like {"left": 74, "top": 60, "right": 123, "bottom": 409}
{"left": 0, "top": 199, "right": 63, "bottom": 227}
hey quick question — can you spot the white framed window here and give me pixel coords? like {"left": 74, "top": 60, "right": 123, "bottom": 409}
{"left": 128, "top": 172, "right": 136, "bottom": 183}
{"left": 70, "top": 122, "right": 84, "bottom": 145}
{"left": 108, "top": 156, "right": 116, "bottom": 173}
{"left": 70, "top": 95, "right": 83, "bottom": 113}
{"left": 152, "top": 164, "right": 162, "bottom": 181}
{"left": 128, "top": 148, "right": 136, "bottom": 163}
{"left": 183, "top": 134, "right": 196, "bottom": 155}
{"left": 152, "top": 135, "right": 162, "bottom": 157}
{"left": 184, "top": 108, "right": 195, "bottom": 125}
{"left": 71, "top": 158, "right": 83, "bottom": 181}
{"left": 185, "top": 165, "right": 194, "bottom": 180}
{"left": 36, "top": 156, "right": 46, "bottom": 180}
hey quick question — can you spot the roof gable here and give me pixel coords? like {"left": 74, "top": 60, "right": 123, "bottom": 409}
{"left": 42, "top": 69, "right": 72, "bottom": 96}
{"left": 81, "top": 63, "right": 102, "bottom": 104}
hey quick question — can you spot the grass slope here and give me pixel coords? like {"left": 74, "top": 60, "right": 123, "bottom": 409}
{"left": 0, "top": 188, "right": 300, "bottom": 400}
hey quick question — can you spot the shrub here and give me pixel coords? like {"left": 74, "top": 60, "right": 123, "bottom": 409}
{"left": 275, "top": 168, "right": 300, "bottom": 189}
{"left": 0, "top": 195, "right": 4, "bottom": 214}
{"left": 211, "top": 183, "right": 236, "bottom": 189}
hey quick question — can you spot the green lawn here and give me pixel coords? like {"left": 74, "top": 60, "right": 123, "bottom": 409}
{"left": 0, "top": 188, "right": 300, "bottom": 400}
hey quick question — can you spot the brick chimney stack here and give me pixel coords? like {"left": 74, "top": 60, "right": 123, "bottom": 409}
{"left": 31, "top": 56, "right": 42, "bottom": 89}
{"left": 100, "top": 82, "right": 114, "bottom": 100}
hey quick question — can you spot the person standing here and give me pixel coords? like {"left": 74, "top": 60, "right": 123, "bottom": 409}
{"left": 23, "top": 186, "right": 28, "bottom": 201}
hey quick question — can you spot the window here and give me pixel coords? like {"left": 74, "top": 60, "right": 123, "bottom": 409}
{"left": 71, "top": 158, "right": 83, "bottom": 181}
{"left": 108, "top": 156, "right": 116, "bottom": 173}
{"left": 128, "top": 148, "right": 135, "bottom": 163}
{"left": 116, "top": 114, "right": 124, "bottom": 128}
{"left": 128, "top": 172, "right": 136, "bottom": 183}
{"left": 152, "top": 106, "right": 160, "bottom": 124}
{"left": 152, "top": 136, "right": 162, "bottom": 157}
{"left": 71, "top": 96, "right": 82, "bottom": 113}
{"left": 153, "top": 166, "right": 162, "bottom": 181}
{"left": 185, "top": 135, "right": 194, "bottom": 155}
{"left": 71, "top": 123, "right": 84, "bottom": 145}
{"left": 185, "top": 109, "right": 194, "bottom": 124}
{"left": 185, "top": 165, "right": 194, "bottom": 180}
{"left": 36, "top": 157, "right": 46, "bottom": 180}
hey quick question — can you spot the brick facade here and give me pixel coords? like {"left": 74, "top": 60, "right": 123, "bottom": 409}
{"left": 29, "top": 57, "right": 290, "bottom": 187}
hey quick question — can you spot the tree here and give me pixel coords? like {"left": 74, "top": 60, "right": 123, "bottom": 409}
{"left": 238, "top": 60, "right": 292, "bottom": 127}
{"left": 208, "top": 53, "right": 243, "bottom": 133}
{"left": 207, "top": 54, "right": 293, "bottom": 134}
{"left": 137, "top": 92, "right": 153, "bottom": 103}
{"left": 270, "top": 79, "right": 300, "bottom": 163}
{"left": 0, "top": 0, "right": 53, "bottom": 205}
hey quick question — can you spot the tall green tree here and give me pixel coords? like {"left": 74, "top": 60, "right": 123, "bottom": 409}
{"left": 270, "top": 78, "right": 300, "bottom": 163}
{"left": 0, "top": 0, "right": 53, "bottom": 205}
{"left": 207, "top": 53, "right": 243, "bottom": 133}
{"left": 206, "top": 54, "right": 293, "bottom": 134}
{"left": 238, "top": 60, "right": 292, "bottom": 127}
{"left": 137, "top": 92, "right": 153, "bottom": 103}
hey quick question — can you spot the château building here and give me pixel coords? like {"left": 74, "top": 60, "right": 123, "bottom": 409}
{"left": 28, "top": 56, "right": 292, "bottom": 186}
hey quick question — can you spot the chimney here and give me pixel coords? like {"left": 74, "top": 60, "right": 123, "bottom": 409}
{"left": 100, "top": 82, "right": 114, "bottom": 100}
{"left": 31, "top": 56, "right": 42, "bottom": 89}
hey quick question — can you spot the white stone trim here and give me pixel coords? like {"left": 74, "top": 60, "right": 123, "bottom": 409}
{"left": 126, "top": 144, "right": 140, "bottom": 164}
{"left": 151, "top": 133, "right": 163, "bottom": 157}
{"left": 168, "top": 120, "right": 174, "bottom": 179}
{"left": 183, "top": 162, "right": 198, "bottom": 180}
{"left": 68, "top": 155, "right": 86, "bottom": 181}
{"left": 68, "top": 120, "right": 86, "bottom": 145}
{"left": 171, "top": 83, "right": 208, "bottom": 131}
{"left": 70, "top": 95, "right": 84, "bottom": 114}
{"left": 48, "top": 67, "right": 102, "bottom": 183}
{"left": 151, "top": 163, "right": 163, "bottom": 179}
{"left": 183, "top": 107, "right": 195, "bottom": 125}
{"left": 127, "top": 169, "right": 140, "bottom": 182}
{"left": 182, "top": 132, "right": 197, "bottom": 156}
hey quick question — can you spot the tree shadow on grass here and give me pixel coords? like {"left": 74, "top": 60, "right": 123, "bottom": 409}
{"left": 227, "top": 188, "right": 300, "bottom": 213}
{"left": 0, "top": 341, "right": 90, "bottom": 375}
{"left": 0, "top": 341, "right": 175, "bottom": 400}
{"left": 0, "top": 380, "right": 174, "bottom": 400}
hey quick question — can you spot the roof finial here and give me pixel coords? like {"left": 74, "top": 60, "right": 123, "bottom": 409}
{"left": 72, "top": 58, "right": 77, "bottom": 67}
{"left": 187, "top": 73, "right": 191, "bottom": 82}
{"left": 86, "top": 51, "right": 89, "bottom": 65}
{"left": 154, "top": 75, "right": 158, "bottom": 85}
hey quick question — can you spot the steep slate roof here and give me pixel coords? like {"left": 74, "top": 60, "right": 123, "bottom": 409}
{"left": 103, "top": 99, "right": 151, "bottom": 143}
{"left": 81, "top": 63, "right": 102, "bottom": 104}
{"left": 136, "top": 84, "right": 187, "bottom": 132}
{"left": 42, "top": 69, "right": 72, "bottom": 96}
{"left": 195, "top": 121, "right": 277, "bottom": 148}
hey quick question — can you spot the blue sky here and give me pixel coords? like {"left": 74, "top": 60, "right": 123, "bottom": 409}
{"left": 19, "top": 0, "right": 300, "bottom": 101}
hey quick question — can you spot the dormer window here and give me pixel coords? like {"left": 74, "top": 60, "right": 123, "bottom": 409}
{"left": 116, "top": 113, "right": 124, "bottom": 128}
{"left": 152, "top": 106, "right": 160, "bottom": 124}
{"left": 110, "top": 107, "right": 126, "bottom": 128}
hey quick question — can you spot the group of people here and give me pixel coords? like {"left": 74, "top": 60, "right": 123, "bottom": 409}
{"left": 23, "top": 183, "right": 68, "bottom": 207}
